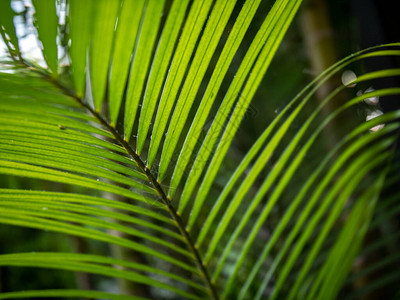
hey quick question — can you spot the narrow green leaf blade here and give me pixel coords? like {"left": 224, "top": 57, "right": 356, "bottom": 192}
{"left": 0, "top": 210, "right": 198, "bottom": 274}
{"left": 137, "top": 0, "right": 190, "bottom": 154}
{"left": 32, "top": 0, "right": 58, "bottom": 74}
{"left": 238, "top": 116, "right": 400, "bottom": 299}
{"left": 0, "top": 252, "right": 207, "bottom": 294}
{"left": 109, "top": 0, "right": 146, "bottom": 126}
{"left": 269, "top": 152, "right": 390, "bottom": 299}
{"left": 0, "top": 189, "right": 174, "bottom": 225}
{"left": 0, "top": 253, "right": 201, "bottom": 299}
{"left": 158, "top": 0, "right": 238, "bottom": 181}
{"left": 146, "top": 0, "right": 214, "bottom": 167}
{"left": 310, "top": 183, "right": 381, "bottom": 300}
{"left": 124, "top": 0, "right": 166, "bottom": 141}
{"left": 90, "top": 0, "right": 120, "bottom": 111}
{"left": 68, "top": 0, "right": 92, "bottom": 97}
{"left": 169, "top": 0, "right": 263, "bottom": 196}
{"left": 179, "top": 0, "right": 302, "bottom": 214}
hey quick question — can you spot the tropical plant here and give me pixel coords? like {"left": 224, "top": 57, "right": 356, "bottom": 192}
{"left": 0, "top": 0, "right": 399, "bottom": 299}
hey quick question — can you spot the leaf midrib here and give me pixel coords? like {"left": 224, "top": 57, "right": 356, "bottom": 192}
{"left": 22, "top": 62, "right": 219, "bottom": 300}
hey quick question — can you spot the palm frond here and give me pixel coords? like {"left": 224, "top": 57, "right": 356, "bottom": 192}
{"left": 1, "top": 0, "right": 399, "bottom": 299}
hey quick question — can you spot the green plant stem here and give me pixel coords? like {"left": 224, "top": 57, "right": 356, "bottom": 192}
{"left": 23, "top": 62, "right": 219, "bottom": 300}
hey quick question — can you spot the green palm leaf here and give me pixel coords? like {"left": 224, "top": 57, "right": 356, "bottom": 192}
{"left": 1, "top": 0, "right": 399, "bottom": 299}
